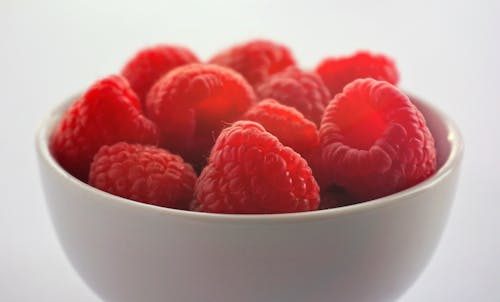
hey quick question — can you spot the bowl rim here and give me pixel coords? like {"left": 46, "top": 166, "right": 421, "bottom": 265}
{"left": 36, "top": 94, "right": 464, "bottom": 223}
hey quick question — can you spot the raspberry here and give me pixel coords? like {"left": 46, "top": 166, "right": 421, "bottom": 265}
{"left": 315, "top": 51, "right": 399, "bottom": 96}
{"left": 51, "top": 75, "right": 159, "bottom": 181}
{"left": 121, "top": 45, "right": 199, "bottom": 104}
{"left": 146, "top": 64, "right": 256, "bottom": 169}
{"left": 192, "top": 121, "right": 320, "bottom": 214}
{"left": 89, "top": 143, "right": 197, "bottom": 209}
{"left": 319, "top": 79, "right": 436, "bottom": 201}
{"left": 242, "top": 99, "right": 319, "bottom": 156}
{"left": 209, "top": 39, "right": 296, "bottom": 87}
{"left": 255, "top": 67, "right": 331, "bottom": 125}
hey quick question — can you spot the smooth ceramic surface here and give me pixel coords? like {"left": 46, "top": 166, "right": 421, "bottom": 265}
{"left": 36, "top": 96, "right": 463, "bottom": 302}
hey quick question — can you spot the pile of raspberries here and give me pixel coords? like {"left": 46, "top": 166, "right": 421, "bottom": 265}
{"left": 50, "top": 39, "right": 437, "bottom": 214}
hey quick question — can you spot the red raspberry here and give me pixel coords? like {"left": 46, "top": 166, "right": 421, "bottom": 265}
{"left": 315, "top": 51, "right": 399, "bottom": 96}
{"left": 209, "top": 39, "right": 296, "bottom": 87}
{"left": 89, "top": 143, "right": 197, "bottom": 209}
{"left": 192, "top": 121, "right": 320, "bottom": 214}
{"left": 121, "top": 45, "right": 199, "bottom": 104}
{"left": 51, "top": 75, "right": 159, "bottom": 181}
{"left": 146, "top": 64, "right": 256, "bottom": 169}
{"left": 242, "top": 99, "right": 319, "bottom": 156}
{"left": 319, "top": 79, "right": 436, "bottom": 201}
{"left": 255, "top": 67, "right": 331, "bottom": 125}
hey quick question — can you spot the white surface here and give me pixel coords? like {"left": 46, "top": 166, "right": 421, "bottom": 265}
{"left": 1, "top": 0, "right": 498, "bottom": 301}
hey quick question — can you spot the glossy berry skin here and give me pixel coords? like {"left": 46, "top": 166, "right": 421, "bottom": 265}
{"left": 315, "top": 51, "right": 399, "bottom": 97}
{"left": 146, "top": 64, "right": 256, "bottom": 169}
{"left": 256, "top": 67, "right": 331, "bottom": 125}
{"left": 242, "top": 99, "right": 319, "bottom": 156}
{"left": 209, "top": 39, "right": 296, "bottom": 87}
{"left": 122, "top": 45, "right": 199, "bottom": 104}
{"left": 192, "top": 121, "right": 320, "bottom": 214}
{"left": 51, "top": 75, "right": 159, "bottom": 181}
{"left": 318, "top": 79, "right": 436, "bottom": 201}
{"left": 89, "top": 143, "right": 197, "bottom": 210}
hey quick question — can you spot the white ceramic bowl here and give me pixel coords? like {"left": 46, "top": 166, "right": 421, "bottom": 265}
{"left": 36, "top": 96, "right": 463, "bottom": 302}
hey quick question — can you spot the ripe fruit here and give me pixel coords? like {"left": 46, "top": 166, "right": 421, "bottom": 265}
{"left": 242, "top": 99, "right": 319, "bottom": 155}
{"left": 315, "top": 51, "right": 399, "bottom": 96}
{"left": 89, "top": 142, "right": 197, "bottom": 209}
{"left": 193, "top": 121, "right": 320, "bottom": 214}
{"left": 146, "top": 64, "right": 256, "bottom": 169}
{"left": 51, "top": 75, "right": 159, "bottom": 181}
{"left": 256, "top": 67, "right": 331, "bottom": 125}
{"left": 122, "top": 45, "right": 199, "bottom": 104}
{"left": 318, "top": 78, "right": 436, "bottom": 201}
{"left": 209, "top": 39, "right": 296, "bottom": 87}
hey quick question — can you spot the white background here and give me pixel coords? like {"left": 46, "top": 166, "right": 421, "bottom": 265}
{"left": 1, "top": 0, "right": 499, "bottom": 301}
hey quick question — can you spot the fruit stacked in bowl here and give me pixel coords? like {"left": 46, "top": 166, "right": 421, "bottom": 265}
{"left": 37, "top": 39, "right": 463, "bottom": 302}
{"left": 50, "top": 39, "right": 436, "bottom": 214}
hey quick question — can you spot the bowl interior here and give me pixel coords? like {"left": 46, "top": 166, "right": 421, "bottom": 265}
{"left": 36, "top": 94, "right": 463, "bottom": 221}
